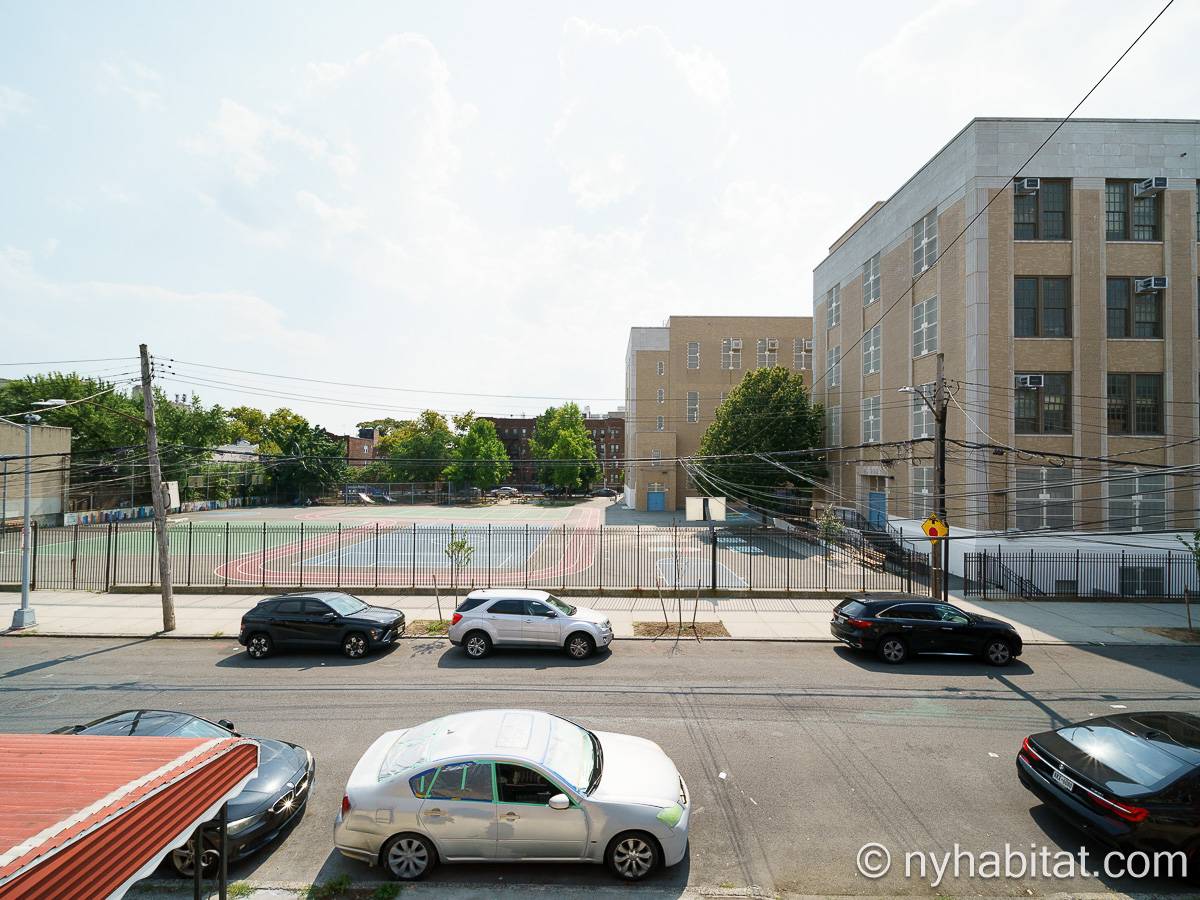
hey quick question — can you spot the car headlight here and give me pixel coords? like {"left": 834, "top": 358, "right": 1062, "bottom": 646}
{"left": 656, "top": 803, "right": 683, "bottom": 828}
{"left": 227, "top": 813, "right": 261, "bottom": 835}
{"left": 369, "top": 629, "right": 380, "bottom": 639}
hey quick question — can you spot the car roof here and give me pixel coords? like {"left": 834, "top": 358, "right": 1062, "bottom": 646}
{"left": 386, "top": 709, "right": 573, "bottom": 771}
{"left": 464, "top": 589, "right": 551, "bottom": 601}
{"left": 260, "top": 591, "right": 357, "bottom": 604}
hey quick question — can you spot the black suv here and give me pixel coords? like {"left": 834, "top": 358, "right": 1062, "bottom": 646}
{"left": 239, "top": 591, "right": 405, "bottom": 659}
{"left": 830, "top": 598, "right": 1022, "bottom": 666}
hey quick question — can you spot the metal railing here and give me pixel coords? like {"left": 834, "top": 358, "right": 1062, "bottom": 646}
{"left": 1, "top": 521, "right": 931, "bottom": 594}
{"left": 964, "top": 548, "right": 1200, "bottom": 600}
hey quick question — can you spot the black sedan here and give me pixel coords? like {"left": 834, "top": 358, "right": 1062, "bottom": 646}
{"left": 830, "top": 598, "right": 1022, "bottom": 665}
{"left": 54, "top": 709, "right": 314, "bottom": 877}
{"left": 1017, "top": 712, "right": 1200, "bottom": 872}
{"left": 238, "top": 591, "right": 405, "bottom": 659}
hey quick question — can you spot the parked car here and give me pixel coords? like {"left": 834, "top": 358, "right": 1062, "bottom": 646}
{"left": 238, "top": 591, "right": 405, "bottom": 660}
{"left": 829, "top": 598, "right": 1022, "bottom": 666}
{"left": 488, "top": 486, "right": 520, "bottom": 498}
{"left": 589, "top": 487, "right": 618, "bottom": 498}
{"left": 447, "top": 589, "right": 613, "bottom": 659}
{"left": 54, "top": 709, "right": 314, "bottom": 877}
{"left": 1017, "top": 711, "right": 1200, "bottom": 873}
{"left": 335, "top": 709, "right": 689, "bottom": 882}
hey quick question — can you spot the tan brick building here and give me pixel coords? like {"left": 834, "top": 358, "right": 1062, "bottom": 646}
{"left": 0, "top": 419, "right": 72, "bottom": 526}
{"left": 624, "top": 316, "right": 814, "bottom": 511}
{"left": 813, "top": 118, "right": 1200, "bottom": 538}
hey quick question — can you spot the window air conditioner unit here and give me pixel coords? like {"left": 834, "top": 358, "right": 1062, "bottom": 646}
{"left": 1134, "top": 276, "right": 1168, "bottom": 293}
{"left": 1014, "top": 177, "right": 1040, "bottom": 195}
{"left": 1134, "top": 176, "right": 1167, "bottom": 197}
{"left": 1016, "top": 374, "right": 1044, "bottom": 389}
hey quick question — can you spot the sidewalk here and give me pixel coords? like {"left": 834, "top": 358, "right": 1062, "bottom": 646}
{"left": 2, "top": 590, "right": 1195, "bottom": 645}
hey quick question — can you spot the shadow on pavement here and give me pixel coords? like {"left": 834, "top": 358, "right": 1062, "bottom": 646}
{"left": 214, "top": 643, "right": 402, "bottom": 670}
{"left": 436, "top": 646, "right": 612, "bottom": 670}
{"left": 0, "top": 636, "right": 155, "bottom": 680}
{"left": 831, "top": 644, "right": 1035, "bottom": 677}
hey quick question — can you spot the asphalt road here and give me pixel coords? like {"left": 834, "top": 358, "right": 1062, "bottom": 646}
{"left": 3, "top": 635, "right": 1199, "bottom": 896}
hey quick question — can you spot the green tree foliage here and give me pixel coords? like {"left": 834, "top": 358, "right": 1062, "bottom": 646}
{"left": 444, "top": 416, "right": 512, "bottom": 490}
{"left": 529, "top": 403, "right": 600, "bottom": 493}
{"left": 375, "top": 410, "right": 454, "bottom": 482}
{"left": 259, "top": 417, "right": 348, "bottom": 499}
{"left": 227, "top": 406, "right": 269, "bottom": 443}
{"left": 355, "top": 417, "right": 410, "bottom": 436}
{"left": 695, "top": 367, "right": 824, "bottom": 510}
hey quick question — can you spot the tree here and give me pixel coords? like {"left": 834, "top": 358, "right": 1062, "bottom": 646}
{"left": 260, "top": 417, "right": 348, "bottom": 500}
{"left": 1175, "top": 530, "right": 1199, "bottom": 631}
{"left": 376, "top": 410, "right": 454, "bottom": 482}
{"left": 695, "top": 367, "right": 824, "bottom": 515}
{"left": 355, "top": 417, "right": 410, "bottom": 436}
{"left": 445, "top": 417, "right": 511, "bottom": 490}
{"left": 528, "top": 403, "right": 601, "bottom": 493}
{"left": 442, "top": 537, "right": 475, "bottom": 621}
{"left": 227, "top": 406, "right": 269, "bottom": 443}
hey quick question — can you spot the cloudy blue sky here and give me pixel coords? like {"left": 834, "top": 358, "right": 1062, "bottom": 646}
{"left": 1, "top": 0, "right": 1195, "bottom": 433}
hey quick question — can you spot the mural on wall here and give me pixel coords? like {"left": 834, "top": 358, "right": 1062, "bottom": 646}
{"left": 63, "top": 496, "right": 264, "bottom": 526}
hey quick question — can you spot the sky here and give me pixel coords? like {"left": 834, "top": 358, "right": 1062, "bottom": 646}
{"left": 1, "top": 0, "right": 1196, "bottom": 435}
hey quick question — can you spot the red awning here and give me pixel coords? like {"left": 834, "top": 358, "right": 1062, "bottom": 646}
{"left": 0, "top": 734, "right": 259, "bottom": 899}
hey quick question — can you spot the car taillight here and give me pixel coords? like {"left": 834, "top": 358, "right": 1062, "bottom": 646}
{"left": 341, "top": 794, "right": 351, "bottom": 816}
{"left": 1087, "top": 791, "right": 1148, "bottom": 823}
{"left": 1020, "top": 736, "right": 1042, "bottom": 763}
{"left": 845, "top": 617, "right": 873, "bottom": 629}
{"left": 451, "top": 613, "right": 463, "bottom": 626}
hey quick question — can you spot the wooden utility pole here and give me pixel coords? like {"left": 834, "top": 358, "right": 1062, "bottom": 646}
{"left": 932, "top": 352, "right": 948, "bottom": 601}
{"left": 140, "top": 344, "right": 176, "bottom": 632}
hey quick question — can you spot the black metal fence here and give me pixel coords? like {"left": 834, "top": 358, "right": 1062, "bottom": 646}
{"left": 964, "top": 549, "right": 1200, "bottom": 600}
{"left": 1, "top": 521, "right": 930, "bottom": 594}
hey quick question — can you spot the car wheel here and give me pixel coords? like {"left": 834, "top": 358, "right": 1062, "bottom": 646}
{"left": 566, "top": 632, "right": 595, "bottom": 660}
{"left": 463, "top": 630, "right": 492, "bottom": 659}
{"left": 382, "top": 833, "right": 436, "bottom": 881}
{"left": 342, "top": 632, "right": 369, "bottom": 659}
{"left": 606, "top": 831, "right": 661, "bottom": 881}
{"left": 169, "top": 837, "right": 220, "bottom": 879}
{"left": 877, "top": 635, "right": 907, "bottom": 665}
{"left": 246, "top": 632, "right": 273, "bottom": 659}
{"left": 983, "top": 637, "right": 1013, "bottom": 667}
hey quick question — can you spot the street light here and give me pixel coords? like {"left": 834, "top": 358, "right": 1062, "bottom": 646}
{"left": 11, "top": 400, "right": 64, "bottom": 630}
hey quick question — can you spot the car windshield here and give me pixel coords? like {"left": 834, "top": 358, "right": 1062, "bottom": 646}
{"left": 379, "top": 718, "right": 450, "bottom": 780}
{"left": 543, "top": 716, "right": 597, "bottom": 794}
{"left": 545, "top": 595, "right": 577, "bottom": 616}
{"left": 325, "top": 594, "right": 368, "bottom": 616}
{"left": 1057, "top": 724, "right": 1192, "bottom": 794}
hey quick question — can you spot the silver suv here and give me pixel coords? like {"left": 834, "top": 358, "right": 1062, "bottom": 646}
{"left": 448, "top": 589, "right": 613, "bottom": 660}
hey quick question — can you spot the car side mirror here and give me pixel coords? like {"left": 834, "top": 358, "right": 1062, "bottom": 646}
{"left": 548, "top": 793, "right": 570, "bottom": 810}
{"left": 545, "top": 611, "right": 557, "bottom": 618}
{"left": 323, "top": 612, "right": 337, "bottom": 621}
{"left": 218, "top": 719, "right": 235, "bottom": 731}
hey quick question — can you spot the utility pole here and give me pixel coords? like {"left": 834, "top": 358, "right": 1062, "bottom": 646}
{"left": 140, "top": 344, "right": 176, "bottom": 632}
{"left": 11, "top": 416, "right": 40, "bottom": 629}
{"left": 933, "top": 352, "right": 948, "bottom": 602}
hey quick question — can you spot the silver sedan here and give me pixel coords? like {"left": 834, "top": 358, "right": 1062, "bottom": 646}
{"left": 334, "top": 709, "right": 689, "bottom": 881}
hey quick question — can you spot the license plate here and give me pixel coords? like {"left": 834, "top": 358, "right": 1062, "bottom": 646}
{"left": 1051, "top": 769, "right": 1075, "bottom": 792}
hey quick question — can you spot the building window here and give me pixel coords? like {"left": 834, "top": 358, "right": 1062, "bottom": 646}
{"left": 686, "top": 341, "right": 699, "bottom": 369}
{"left": 828, "top": 345, "right": 841, "bottom": 388}
{"left": 656, "top": 388, "right": 665, "bottom": 404}
{"left": 911, "top": 383, "right": 935, "bottom": 439}
{"left": 1119, "top": 566, "right": 1165, "bottom": 597}
{"left": 1014, "top": 466, "right": 1074, "bottom": 530}
{"left": 827, "top": 405, "right": 841, "bottom": 446}
{"left": 720, "top": 390, "right": 729, "bottom": 403}
{"left": 720, "top": 338, "right": 742, "bottom": 370}
{"left": 1013, "top": 179, "right": 1069, "bottom": 240}
{"left": 911, "top": 466, "right": 933, "bottom": 519}
{"left": 1106, "top": 278, "right": 1162, "bottom": 338}
{"left": 862, "top": 324, "right": 881, "bottom": 375}
{"left": 1014, "top": 277, "right": 1070, "bottom": 337}
{"left": 1105, "top": 180, "right": 1161, "bottom": 241}
{"left": 862, "top": 253, "right": 881, "bottom": 305}
{"left": 651, "top": 450, "right": 662, "bottom": 464}
{"left": 1107, "top": 373, "right": 1163, "bottom": 435}
{"left": 756, "top": 338, "right": 778, "bottom": 368}
{"left": 826, "top": 285, "right": 841, "bottom": 329}
{"left": 656, "top": 416, "right": 665, "bottom": 431}
{"left": 912, "top": 297, "right": 938, "bottom": 357}
{"left": 912, "top": 210, "right": 938, "bottom": 274}
{"left": 862, "top": 396, "right": 881, "bottom": 444}
{"left": 1109, "top": 470, "right": 1167, "bottom": 531}
{"left": 687, "top": 391, "right": 699, "bottom": 423}
{"left": 1015, "top": 373, "right": 1071, "bottom": 434}
{"left": 656, "top": 361, "right": 665, "bottom": 376}
{"left": 793, "top": 337, "right": 812, "bottom": 370}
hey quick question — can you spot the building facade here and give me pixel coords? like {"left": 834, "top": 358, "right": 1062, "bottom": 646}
{"left": 812, "top": 118, "right": 1200, "bottom": 537}
{"left": 0, "top": 420, "right": 72, "bottom": 526}
{"left": 483, "top": 411, "right": 624, "bottom": 488}
{"left": 624, "top": 316, "right": 814, "bottom": 511}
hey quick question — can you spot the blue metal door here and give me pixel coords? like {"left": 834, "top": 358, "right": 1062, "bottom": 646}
{"left": 867, "top": 491, "right": 887, "bottom": 529}
{"left": 647, "top": 491, "right": 666, "bottom": 512}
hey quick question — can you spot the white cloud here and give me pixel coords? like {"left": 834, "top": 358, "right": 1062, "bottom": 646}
{"left": 98, "top": 59, "right": 165, "bottom": 111}
{"left": 0, "top": 85, "right": 32, "bottom": 125}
